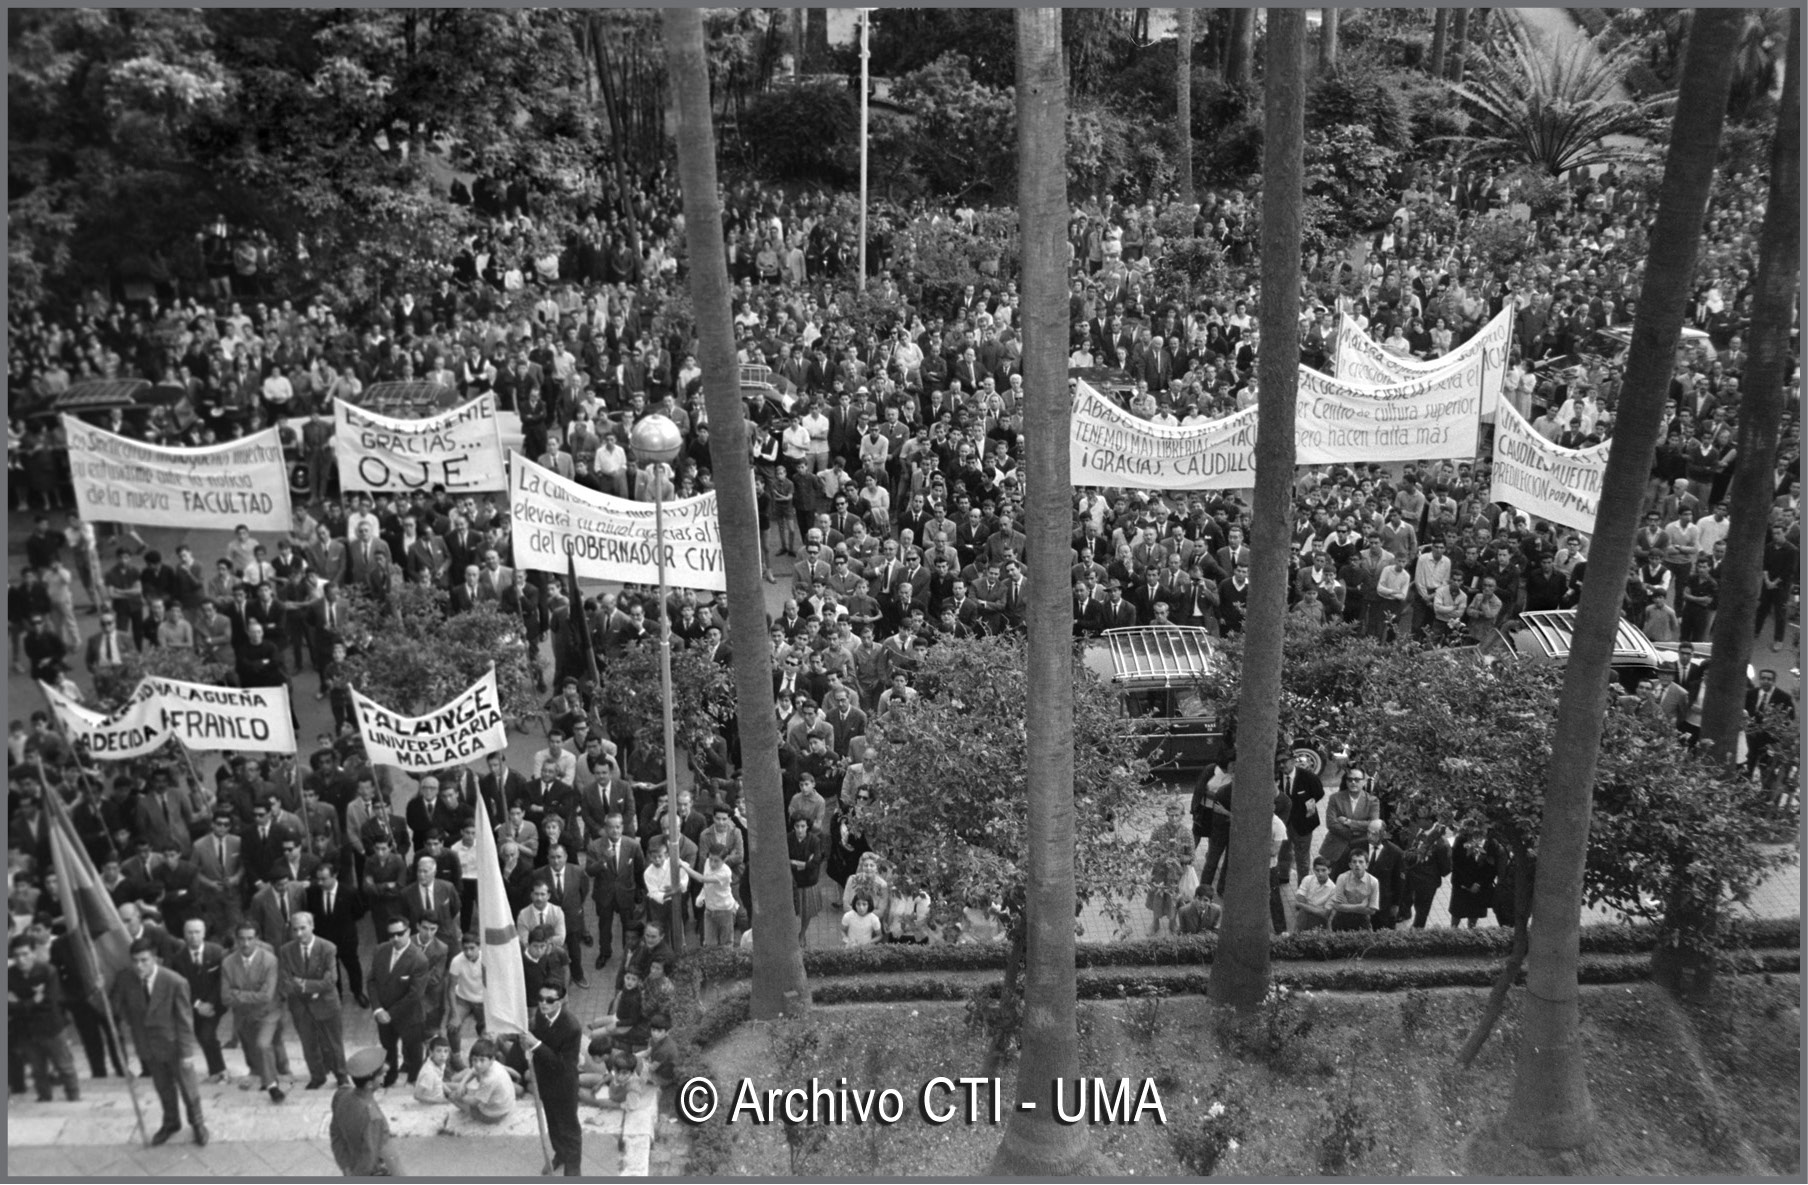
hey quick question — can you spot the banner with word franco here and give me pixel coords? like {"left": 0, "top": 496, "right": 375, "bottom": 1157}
{"left": 1333, "top": 307, "right": 1514, "bottom": 419}
{"left": 1489, "top": 401, "right": 1608, "bottom": 534}
{"left": 61, "top": 416, "right": 291, "bottom": 532}
{"left": 334, "top": 395, "right": 507, "bottom": 492}
{"left": 42, "top": 677, "right": 296, "bottom": 759}
{"left": 351, "top": 667, "right": 508, "bottom": 771}
{"left": 509, "top": 459, "right": 726, "bottom": 591}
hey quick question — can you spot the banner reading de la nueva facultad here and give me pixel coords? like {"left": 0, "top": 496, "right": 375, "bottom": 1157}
{"left": 351, "top": 667, "right": 509, "bottom": 772}
{"left": 1070, "top": 362, "right": 1486, "bottom": 490}
{"left": 1489, "top": 401, "right": 1609, "bottom": 534}
{"left": 62, "top": 416, "right": 292, "bottom": 532}
{"left": 509, "top": 459, "right": 727, "bottom": 591}
{"left": 334, "top": 395, "right": 506, "bottom": 493}
{"left": 41, "top": 677, "right": 296, "bottom": 759}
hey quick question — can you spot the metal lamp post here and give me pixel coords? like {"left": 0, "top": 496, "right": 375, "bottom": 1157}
{"left": 857, "top": 7, "right": 873, "bottom": 291}
{"left": 629, "top": 413, "right": 686, "bottom": 947}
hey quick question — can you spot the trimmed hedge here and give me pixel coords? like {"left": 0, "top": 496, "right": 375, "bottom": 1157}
{"left": 686, "top": 918, "right": 1802, "bottom": 989}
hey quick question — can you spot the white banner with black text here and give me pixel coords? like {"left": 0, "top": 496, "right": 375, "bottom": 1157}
{"left": 351, "top": 667, "right": 509, "bottom": 771}
{"left": 62, "top": 416, "right": 291, "bottom": 532}
{"left": 41, "top": 677, "right": 296, "bottom": 759}
{"left": 1488, "top": 401, "right": 1609, "bottom": 534}
{"left": 333, "top": 395, "right": 507, "bottom": 492}
{"left": 508, "top": 459, "right": 727, "bottom": 591}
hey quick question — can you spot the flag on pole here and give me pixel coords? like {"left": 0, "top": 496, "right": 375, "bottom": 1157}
{"left": 567, "top": 549, "right": 600, "bottom": 688}
{"left": 42, "top": 789, "right": 131, "bottom": 1008}
{"left": 471, "top": 792, "right": 530, "bottom": 1036}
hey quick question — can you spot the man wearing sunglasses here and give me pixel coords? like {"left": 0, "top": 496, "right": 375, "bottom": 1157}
{"left": 522, "top": 980, "right": 583, "bottom": 1175}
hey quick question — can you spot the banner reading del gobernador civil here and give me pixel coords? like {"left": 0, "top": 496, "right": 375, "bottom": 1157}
{"left": 1489, "top": 401, "right": 1609, "bottom": 535}
{"left": 61, "top": 416, "right": 292, "bottom": 532}
{"left": 351, "top": 667, "right": 508, "bottom": 772}
{"left": 41, "top": 677, "right": 296, "bottom": 759}
{"left": 1333, "top": 306, "right": 1513, "bottom": 419}
{"left": 334, "top": 395, "right": 506, "bottom": 493}
{"left": 509, "top": 458, "right": 727, "bottom": 592}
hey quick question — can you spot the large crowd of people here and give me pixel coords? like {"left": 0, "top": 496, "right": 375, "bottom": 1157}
{"left": 6, "top": 124, "right": 1800, "bottom": 1135}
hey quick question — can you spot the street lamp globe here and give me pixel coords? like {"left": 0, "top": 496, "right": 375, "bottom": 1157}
{"left": 629, "top": 414, "right": 684, "bottom": 465}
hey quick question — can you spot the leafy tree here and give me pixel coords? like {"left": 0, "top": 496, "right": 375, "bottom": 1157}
{"left": 880, "top": 53, "right": 1018, "bottom": 199}
{"left": 1501, "top": 9, "right": 1744, "bottom": 1153}
{"left": 337, "top": 582, "right": 536, "bottom": 724}
{"left": 1210, "top": 8, "right": 1304, "bottom": 1011}
{"left": 1307, "top": 61, "right": 1415, "bottom": 151}
{"left": 92, "top": 645, "right": 234, "bottom": 715}
{"left": 589, "top": 641, "right": 734, "bottom": 782}
{"left": 860, "top": 637, "right": 1156, "bottom": 938}
{"left": 738, "top": 81, "right": 857, "bottom": 184}
{"left": 1446, "top": 18, "right": 1673, "bottom": 177}
{"left": 1303, "top": 124, "right": 1403, "bottom": 245}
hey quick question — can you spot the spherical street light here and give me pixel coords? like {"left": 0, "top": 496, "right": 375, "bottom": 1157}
{"left": 629, "top": 414, "right": 684, "bottom": 465}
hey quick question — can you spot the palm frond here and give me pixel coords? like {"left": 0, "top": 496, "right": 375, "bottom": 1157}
{"left": 1438, "top": 16, "right": 1676, "bottom": 176}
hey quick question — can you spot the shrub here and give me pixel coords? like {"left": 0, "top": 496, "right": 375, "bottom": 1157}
{"left": 1308, "top": 63, "right": 1415, "bottom": 151}
{"left": 1317, "top": 1095, "right": 1377, "bottom": 1174}
{"left": 1398, "top": 988, "right": 1433, "bottom": 1036}
{"left": 740, "top": 83, "right": 858, "bottom": 184}
{"left": 1216, "top": 982, "right": 1317, "bottom": 1069}
{"left": 1171, "top": 1086, "right": 1248, "bottom": 1175}
{"left": 1119, "top": 982, "right": 1167, "bottom": 1043}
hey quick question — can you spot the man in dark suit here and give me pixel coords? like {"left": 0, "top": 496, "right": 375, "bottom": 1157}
{"left": 1095, "top": 581, "right": 1139, "bottom": 631}
{"left": 582, "top": 813, "right": 644, "bottom": 972}
{"left": 111, "top": 938, "right": 209, "bottom": 1145}
{"left": 1746, "top": 668, "right": 1797, "bottom": 774}
{"left": 1278, "top": 754, "right": 1324, "bottom": 887}
{"left": 525, "top": 979, "right": 584, "bottom": 1175}
{"left": 402, "top": 855, "right": 462, "bottom": 936}
{"left": 171, "top": 918, "right": 229, "bottom": 1083}
{"left": 345, "top": 522, "right": 392, "bottom": 594}
{"left": 535, "top": 845, "right": 591, "bottom": 988}
{"left": 308, "top": 863, "right": 367, "bottom": 1007}
{"left": 479, "top": 752, "right": 530, "bottom": 824}
{"left": 368, "top": 916, "right": 429, "bottom": 1088}
{"left": 278, "top": 911, "right": 349, "bottom": 1088}
{"left": 303, "top": 583, "right": 349, "bottom": 674}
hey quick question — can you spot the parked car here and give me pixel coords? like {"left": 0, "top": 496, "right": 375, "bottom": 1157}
{"left": 1082, "top": 626, "right": 1227, "bottom": 780}
{"left": 1477, "top": 609, "right": 1665, "bottom": 693}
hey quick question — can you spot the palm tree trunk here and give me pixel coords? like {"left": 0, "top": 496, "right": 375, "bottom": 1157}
{"left": 1208, "top": 8, "right": 1304, "bottom": 1011}
{"left": 1502, "top": 8, "right": 1745, "bottom": 1152}
{"left": 804, "top": 9, "right": 830, "bottom": 71}
{"left": 1699, "top": 7, "right": 1799, "bottom": 761}
{"left": 1318, "top": 8, "right": 1340, "bottom": 74}
{"left": 661, "top": 7, "right": 809, "bottom": 1020}
{"left": 1175, "top": 7, "right": 1195, "bottom": 205}
{"left": 594, "top": 20, "right": 643, "bottom": 260}
{"left": 1429, "top": 9, "right": 1449, "bottom": 78}
{"left": 1668, "top": 8, "right": 1799, "bottom": 1005}
{"left": 1448, "top": 9, "right": 1470, "bottom": 82}
{"left": 987, "top": 9, "right": 1097, "bottom": 1176}
{"left": 1226, "top": 8, "right": 1254, "bottom": 87}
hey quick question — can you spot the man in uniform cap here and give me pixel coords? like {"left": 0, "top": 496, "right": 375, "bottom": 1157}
{"left": 330, "top": 1047, "right": 403, "bottom": 1176}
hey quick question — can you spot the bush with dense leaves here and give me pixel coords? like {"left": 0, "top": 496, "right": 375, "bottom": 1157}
{"left": 1307, "top": 63, "right": 1415, "bottom": 152}
{"left": 739, "top": 82, "right": 858, "bottom": 185}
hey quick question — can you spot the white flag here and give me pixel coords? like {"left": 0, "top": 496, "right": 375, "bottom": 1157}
{"left": 471, "top": 793, "right": 530, "bottom": 1036}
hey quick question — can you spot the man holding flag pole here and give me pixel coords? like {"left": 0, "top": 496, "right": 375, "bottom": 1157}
{"left": 472, "top": 787, "right": 574, "bottom": 1174}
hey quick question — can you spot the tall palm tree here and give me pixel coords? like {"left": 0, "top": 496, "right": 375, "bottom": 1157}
{"left": 1318, "top": 8, "right": 1340, "bottom": 73}
{"left": 660, "top": 7, "right": 809, "bottom": 1020}
{"left": 1226, "top": 8, "right": 1254, "bottom": 87}
{"left": 1175, "top": 6, "right": 1194, "bottom": 205}
{"left": 1698, "top": 8, "right": 1798, "bottom": 782}
{"left": 1447, "top": 18, "right": 1673, "bottom": 176}
{"left": 1430, "top": 9, "right": 1450, "bottom": 78}
{"left": 1208, "top": 8, "right": 1304, "bottom": 1011}
{"left": 987, "top": 8, "right": 1098, "bottom": 1176}
{"left": 1502, "top": 7, "right": 1745, "bottom": 1151}
{"left": 1449, "top": 8, "right": 1471, "bottom": 82}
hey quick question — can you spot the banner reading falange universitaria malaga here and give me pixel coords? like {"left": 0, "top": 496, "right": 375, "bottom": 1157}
{"left": 61, "top": 415, "right": 292, "bottom": 532}
{"left": 1070, "top": 362, "right": 1485, "bottom": 490}
{"left": 334, "top": 394, "right": 507, "bottom": 493}
{"left": 1489, "top": 401, "right": 1609, "bottom": 535}
{"left": 509, "top": 458, "right": 727, "bottom": 592}
{"left": 1333, "top": 306, "right": 1514, "bottom": 419}
{"left": 41, "top": 677, "right": 297, "bottom": 759}
{"left": 351, "top": 667, "right": 509, "bottom": 772}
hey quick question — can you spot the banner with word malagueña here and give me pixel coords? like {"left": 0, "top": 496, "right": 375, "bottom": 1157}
{"left": 334, "top": 395, "right": 506, "bottom": 492}
{"left": 1070, "top": 362, "right": 1485, "bottom": 490}
{"left": 1333, "top": 307, "right": 1514, "bottom": 420}
{"left": 42, "top": 677, "right": 296, "bottom": 759}
{"left": 61, "top": 416, "right": 292, "bottom": 532}
{"left": 509, "top": 459, "right": 727, "bottom": 591}
{"left": 1489, "top": 401, "right": 1608, "bottom": 534}
{"left": 351, "top": 667, "right": 508, "bottom": 772}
